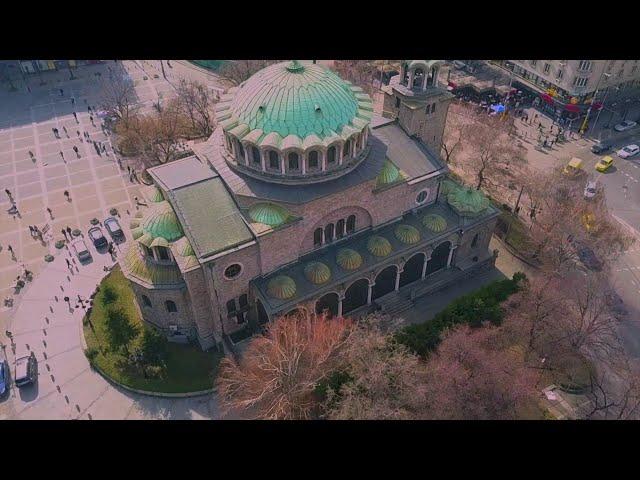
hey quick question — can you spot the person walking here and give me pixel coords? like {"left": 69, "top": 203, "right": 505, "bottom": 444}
{"left": 59, "top": 88, "right": 64, "bottom": 96}
{"left": 73, "top": 111, "right": 78, "bottom": 123}
{"left": 28, "top": 225, "right": 35, "bottom": 236}
{"left": 64, "top": 190, "right": 70, "bottom": 201}
{"left": 62, "top": 126, "right": 68, "bottom": 136}
{"left": 71, "top": 97, "right": 75, "bottom": 105}
{"left": 5, "top": 188, "right": 12, "bottom": 200}
{"left": 61, "top": 228, "right": 68, "bottom": 241}
{"left": 7, "top": 245, "right": 14, "bottom": 257}
{"left": 47, "top": 207, "right": 53, "bottom": 219}
{"left": 73, "top": 145, "right": 79, "bottom": 158}
{"left": 87, "top": 106, "right": 92, "bottom": 113}
{"left": 65, "top": 258, "right": 71, "bottom": 269}
{"left": 52, "top": 127, "right": 58, "bottom": 138}
{"left": 59, "top": 151, "right": 65, "bottom": 162}
{"left": 77, "top": 130, "right": 81, "bottom": 139}
{"left": 66, "top": 226, "right": 72, "bottom": 238}
{"left": 90, "top": 115, "right": 94, "bottom": 126}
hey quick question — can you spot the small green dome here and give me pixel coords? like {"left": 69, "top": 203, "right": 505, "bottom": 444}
{"left": 218, "top": 61, "right": 371, "bottom": 140}
{"left": 395, "top": 224, "right": 421, "bottom": 244}
{"left": 175, "top": 237, "right": 195, "bottom": 257}
{"left": 150, "top": 237, "right": 169, "bottom": 248}
{"left": 336, "top": 248, "right": 363, "bottom": 271}
{"left": 141, "top": 201, "right": 184, "bottom": 242}
{"left": 248, "top": 203, "right": 290, "bottom": 227}
{"left": 267, "top": 275, "right": 297, "bottom": 300}
{"left": 131, "top": 227, "right": 144, "bottom": 240}
{"left": 377, "top": 160, "right": 400, "bottom": 186}
{"left": 422, "top": 214, "right": 447, "bottom": 233}
{"left": 367, "top": 236, "right": 393, "bottom": 257}
{"left": 447, "top": 187, "right": 490, "bottom": 218}
{"left": 137, "top": 232, "right": 155, "bottom": 248}
{"left": 142, "top": 185, "right": 164, "bottom": 203}
{"left": 304, "top": 261, "right": 332, "bottom": 285}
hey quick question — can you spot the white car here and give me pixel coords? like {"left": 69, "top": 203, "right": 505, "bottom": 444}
{"left": 613, "top": 120, "right": 637, "bottom": 132}
{"left": 617, "top": 144, "right": 640, "bottom": 158}
{"left": 584, "top": 180, "right": 597, "bottom": 199}
{"left": 71, "top": 237, "right": 92, "bottom": 262}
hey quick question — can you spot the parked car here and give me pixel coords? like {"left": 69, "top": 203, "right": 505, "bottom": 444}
{"left": 88, "top": 226, "right": 108, "bottom": 249}
{"left": 595, "top": 155, "right": 614, "bottom": 172}
{"left": 584, "top": 180, "right": 598, "bottom": 199}
{"left": 591, "top": 141, "right": 612, "bottom": 154}
{"left": 0, "top": 359, "right": 8, "bottom": 396}
{"left": 617, "top": 144, "right": 640, "bottom": 158}
{"left": 613, "top": 120, "right": 637, "bottom": 132}
{"left": 14, "top": 354, "right": 37, "bottom": 387}
{"left": 104, "top": 217, "right": 124, "bottom": 241}
{"left": 575, "top": 242, "right": 603, "bottom": 271}
{"left": 71, "top": 238, "right": 92, "bottom": 262}
{"left": 563, "top": 157, "right": 584, "bottom": 177}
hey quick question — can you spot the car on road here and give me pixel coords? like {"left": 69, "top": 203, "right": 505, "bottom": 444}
{"left": 591, "top": 141, "right": 612, "bottom": 154}
{"left": 104, "top": 217, "right": 124, "bottom": 241}
{"left": 584, "top": 180, "right": 598, "bottom": 199}
{"left": 0, "top": 359, "right": 8, "bottom": 396}
{"left": 595, "top": 155, "right": 614, "bottom": 172}
{"left": 71, "top": 237, "right": 92, "bottom": 262}
{"left": 88, "top": 226, "right": 108, "bottom": 249}
{"left": 617, "top": 144, "right": 640, "bottom": 158}
{"left": 563, "top": 157, "right": 584, "bottom": 177}
{"left": 14, "top": 354, "right": 37, "bottom": 387}
{"left": 613, "top": 120, "right": 637, "bottom": 132}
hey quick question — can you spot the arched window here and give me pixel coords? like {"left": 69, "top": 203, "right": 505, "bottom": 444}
{"left": 141, "top": 244, "right": 152, "bottom": 258}
{"left": 336, "top": 218, "right": 345, "bottom": 238}
{"left": 251, "top": 146, "right": 261, "bottom": 165}
{"left": 471, "top": 233, "right": 479, "bottom": 248}
{"left": 268, "top": 150, "right": 279, "bottom": 170}
{"left": 288, "top": 152, "right": 299, "bottom": 171}
{"left": 308, "top": 150, "right": 319, "bottom": 170}
{"left": 346, "top": 215, "right": 356, "bottom": 234}
{"left": 236, "top": 140, "right": 245, "bottom": 161}
{"left": 224, "top": 263, "right": 242, "bottom": 279}
{"left": 327, "top": 146, "right": 336, "bottom": 164}
{"left": 314, "top": 228, "right": 323, "bottom": 247}
{"left": 141, "top": 295, "right": 152, "bottom": 308}
{"left": 343, "top": 140, "right": 351, "bottom": 158}
{"left": 324, "top": 223, "right": 334, "bottom": 243}
{"left": 165, "top": 300, "right": 177, "bottom": 313}
{"left": 413, "top": 68, "right": 424, "bottom": 89}
{"left": 239, "top": 294, "right": 248, "bottom": 308}
{"left": 156, "top": 246, "right": 170, "bottom": 261}
{"left": 226, "top": 299, "right": 236, "bottom": 314}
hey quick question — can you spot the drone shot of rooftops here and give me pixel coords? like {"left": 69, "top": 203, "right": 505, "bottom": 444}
{"left": 2, "top": 58, "right": 640, "bottom": 422}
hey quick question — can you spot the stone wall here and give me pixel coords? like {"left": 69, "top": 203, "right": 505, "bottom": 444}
{"left": 419, "top": 94, "right": 453, "bottom": 152}
{"left": 131, "top": 283, "right": 194, "bottom": 337}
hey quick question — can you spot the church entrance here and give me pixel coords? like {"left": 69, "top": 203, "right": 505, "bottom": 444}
{"left": 399, "top": 253, "right": 425, "bottom": 288}
{"left": 343, "top": 279, "right": 369, "bottom": 315}
{"left": 315, "top": 292, "right": 339, "bottom": 317}
{"left": 425, "top": 241, "right": 451, "bottom": 276}
{"left": 372, "top": 265, "right": 397, "bottom": 300}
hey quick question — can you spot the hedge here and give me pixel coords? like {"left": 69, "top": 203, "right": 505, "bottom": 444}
{"left": 394, "top": 272, "right": 526, "bottom": 357}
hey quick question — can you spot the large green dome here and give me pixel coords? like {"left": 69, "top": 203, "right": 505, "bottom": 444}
{"left": 216, "top": 61, "right": 373, "bottom": 141}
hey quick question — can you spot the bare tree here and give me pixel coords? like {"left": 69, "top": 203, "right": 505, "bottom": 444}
{"left": 218, "top": 60, "right": 280, "bottom": 86}
{"left": 441, "top": 102, "right": 466, "bottom": 164}
{"left": 175, "top": 79, "right": 217, "bottom": 139}
{"left": 216, "top": 311, "right": 354, "bottom": 420}
{"left": 99, "top": 74, "right": 139, "bottom": 125}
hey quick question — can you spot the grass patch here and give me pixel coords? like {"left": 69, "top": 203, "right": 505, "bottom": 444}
{"left": 394, "top": 273, "right": 526, "bottom": 357}
{"left": 83, "top": 266, "right": 222, "bottom": 393}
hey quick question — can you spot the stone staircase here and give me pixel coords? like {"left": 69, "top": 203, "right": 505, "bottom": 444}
{"left": 376, "top": 292, "right": 414, "bottom": 316}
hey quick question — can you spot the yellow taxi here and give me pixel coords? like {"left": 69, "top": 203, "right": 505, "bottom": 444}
{"left": 563, "top": 157, "right": 583, "bottom": 176}
{"left": 595, "top": 156, "right": 614, "bottom": 172}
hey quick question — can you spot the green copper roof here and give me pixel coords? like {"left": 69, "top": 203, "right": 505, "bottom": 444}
{"left": 394, "top": 224, "right": 421, "bottom": 245}
{"left": 131, "top": 227, "right": 144, "bottom": 240}
{"left": 447, "top": 186, "right": 490, "bottom": 218}
{"left": 150, "top": 236, "right": 169, "bottom": 248}
{"left": 336, "top": 248, "right": 363, "bottom": 271}
{"left": 216, "top": 61, "right": 372, "bottom": 141}
{"left": 422, "top": 214, "right": 447, "bottom": 233}
{"left": 304, "top": 261, "right": 332, "bottom": 285}
{"left": 248, "top": 203, "right": 291, "bottom": 227}
{"left": 377, "top": 160, "right": 401, "bottom": 187}
{"left": 267, "top": 275, "right": 297, "bottom": 300}
{"left": 129, "top": 219, "right": 140, "bottom": 230}
{"left": 138, "top": 232, "right": 155, "bottom": 248}
{"left": 174, "top": 236, "right": 195, "bottom": 257}
{"left": 141, "top": 201, "right": 184, "bottom": 242}
{"left": 142, "top": 185, "right": 164, "bottom": 203}
{"left": 121, "top": 245, "right": 184, "bottom": 287}
{"left": 367, "top": 235, "right": 393, "bottom": 257}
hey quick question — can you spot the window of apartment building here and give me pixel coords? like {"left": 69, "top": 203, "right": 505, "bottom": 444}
{"left": 557, "top": 69, "right": 564, "bottom": 80}
{"left": 573, "top": 77, "right": 588, "bottom": 88}
{"left": 529, "top": 60, "right": 537, "bottom": 67}
{"left": 578, "top": 60, "right": 592, "bottom": 71}
{"left": 543, "top": 63, "right": 551, "bottom": 74}
{"left": 632, "top": 66, "right": 638, "bottom": 75}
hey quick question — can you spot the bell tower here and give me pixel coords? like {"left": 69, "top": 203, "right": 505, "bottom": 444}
{"left": 382, "top": 60, "right": 453, "bottom": 152}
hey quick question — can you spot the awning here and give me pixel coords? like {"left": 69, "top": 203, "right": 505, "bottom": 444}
{"left": 540, "top": 93, "right": 555, "bottom": 105}
{"left": 564, "top": 104, "right": 580, "bottom": 113}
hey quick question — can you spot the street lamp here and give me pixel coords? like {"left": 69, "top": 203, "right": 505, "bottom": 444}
{"left": 580, "top": 70, "right": 609, "bottom": 135}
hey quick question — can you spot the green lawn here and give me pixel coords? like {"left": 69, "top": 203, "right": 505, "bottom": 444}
{"left": 83, "top": 267, "right": 222, "bottom": 393}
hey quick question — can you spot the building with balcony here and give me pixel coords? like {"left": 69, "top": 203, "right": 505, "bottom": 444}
{"left": 122, "top": 60, "right": 499, "bottom": 352}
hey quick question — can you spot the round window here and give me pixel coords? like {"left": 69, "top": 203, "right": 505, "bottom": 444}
{"left": 416, "top": 190, "right": 429, "bottom": 204}
{"left": 224, "top": 263, "right": 242, "bottom": 279}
